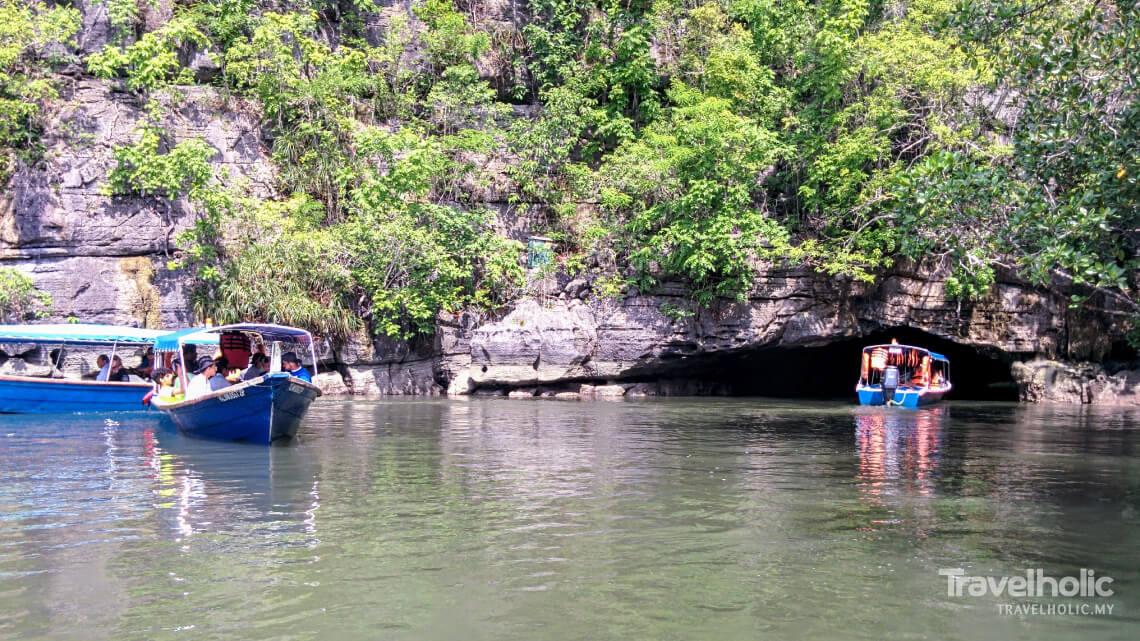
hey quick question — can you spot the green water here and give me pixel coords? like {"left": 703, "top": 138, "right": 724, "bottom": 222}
{"left": 1, "top": 399, "right": 1138, "bottom": 640}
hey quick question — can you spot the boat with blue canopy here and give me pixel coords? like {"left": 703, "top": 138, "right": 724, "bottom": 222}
{"left": 855, "top": 340, "right": 951, "bottom": 408}
{"left": 0, "top": 324, "right": 166, "bottom": 413}
{"left": 150, "top": 323, "right": 322, "bottom": 444}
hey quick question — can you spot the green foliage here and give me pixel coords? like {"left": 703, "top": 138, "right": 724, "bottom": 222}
{"left": 660, "top": 301, "right": 695, "bottom": 322}
{"left": 0, "top": 267, "right": 51, "bottom": 322}
{"left": 341, "top": 128, "right": 525, "bottom": 337}
{"left": 601, "top": 84, "right": 790, "bottom": 303}
{"left": 57, "top": 0, "right": 1136, "bottom": 338}
{"left": 177, "top": 191, "right": 363, "bottom": 337}
{"left": 105, "top": 120, "right": 214, "bottom": 199}
{"left": 222, "top": 11, "right": 389, "bottom": 219}
{"left": 594, "top": 273, "right": 629, "bottom": 299}
{"left": 415, "top": 0, "right": 491, "bottom": 69}
{"left": 96, "top": 0, "right": 144, "bottom": 41}
{"left": 878, "top": 0, "right": 1140, "bottom": 310}
{"left": 186, "top": 0, "right": 257, "bottom": 51}
{"left": 992, "top": 0, "right": 1138, "bottom": 307}
{"left": 87, "top": 16, "right": 207, "bottom": 94}
{"left": 1127, "top": 318, "right": 1140, "bottom": 353}
{"left": 169, "top": 5, "right": 525, "bottom": 338}
{"left": 0, "top": 0, "right": 79, "bottom": 178}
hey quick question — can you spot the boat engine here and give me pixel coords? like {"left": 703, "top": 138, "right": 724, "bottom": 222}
{"left": 882, "top": 366, "right": 900, "bottom": 404}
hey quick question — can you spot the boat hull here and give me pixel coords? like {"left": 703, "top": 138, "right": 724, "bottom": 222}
{"left": 0, "top": 375, "right": 151, "bottom": 413}
{"left": 857, "top": 384, "right": 950, "bottom": 409}
{"left": 155, "top": 373, "right": 321, "bottom": 444}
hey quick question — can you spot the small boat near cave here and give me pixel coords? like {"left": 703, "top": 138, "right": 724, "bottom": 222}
{"left": 0, "top": 324, "right": 165, "bottom": 413}
{"left": 151, "top": 324, "right": 322, "bottom": 444}
{"left": 856, "top": 341, "right": 951, "bottom": 408}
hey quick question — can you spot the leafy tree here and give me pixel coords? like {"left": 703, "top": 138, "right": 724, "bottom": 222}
{"left": 0, "top": 0, "right": 79, "bottom": 179}
{"left": 178, "top": 191, "right": 363, "bottom": 337}
{"left": 345, "top": 128, "right": 524, "bottom": 337}
{"left": 988, "top": 0, "right": 1138, "bottom": 312}
{"left": 87, "top": 15, "right": 208, "bottom": 94}
{"left": 0, "top": 267, "right": 51, "bottom": 322}
{"left": 600, "top": 84, "right": 789, "bottom": 303}
{"left": 105, "top": 120, "right": 214, "bottom": 200}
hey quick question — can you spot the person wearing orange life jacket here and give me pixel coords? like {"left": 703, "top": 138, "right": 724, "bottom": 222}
{"left": 911, "top": 355, "right": 931, "bottom": 386}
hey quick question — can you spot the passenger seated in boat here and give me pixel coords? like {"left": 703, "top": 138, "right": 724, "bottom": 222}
{"left": 242, "top": 353, "right": 269, "bottom": 381}
{"left": 95, "top": 354, "right": 110, "bottom": 381}
{"left": 135, "top": 347, "right": 154, "bottom": 379}
{"left": 170, "top": 357, "right": 186, "bottom": 396}
{"left": 150, "top": 368, "right": 182, "bottom": 401}
{"left": 107, "top": 355, "right": 130, "bottom": 382}
{"left": 186, "top": 357, "right": 219, "bottom": 400}
{"left": 209, "top": 357, "right": 233, "bottom": 391}
{"left": 281, "top": 352, "right": 312, "bottom": 383}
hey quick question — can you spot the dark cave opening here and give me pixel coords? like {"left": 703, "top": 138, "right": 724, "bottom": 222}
{"left": 666, "top": 328, "right": 1021, "bottom": 401}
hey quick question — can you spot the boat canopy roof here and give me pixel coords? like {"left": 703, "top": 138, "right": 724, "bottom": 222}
{"left": 153, "top": 326, "right": 218, "bottom": 352}
{"left": 862, "top": 343, "right": 949, "bottom": 362}
{"left": 0, "top": 323, "right": 166, "bottom": 346}
{"left": 154, "top": 323, "right": 313, "bottom": 352}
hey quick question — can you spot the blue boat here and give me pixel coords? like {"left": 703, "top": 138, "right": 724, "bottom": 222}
{"left": 855, "top": 341, "right": 951, "bottom": 408}
{"left": 155, "top": 372, "right": 321, "bottom": 444}
{"left": 151, "top": 324, "right": 322, "bottom": 444}
{"left": 0, "top": 324, "right": 166, "bottom": 413}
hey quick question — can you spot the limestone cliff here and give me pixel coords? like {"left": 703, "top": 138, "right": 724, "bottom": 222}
{"left": 1, "top": 1, "right": 1135, "bottom": 403}
{"left": 454, "top": 264, "right": 1130, "bottom": 400}
{"left": 1, "top": 80, "right": 272, "bottom": 328}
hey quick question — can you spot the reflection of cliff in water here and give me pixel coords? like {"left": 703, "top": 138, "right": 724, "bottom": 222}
{"left": 855, "top": 406, "right": 948, "bottom": 500}
{"left": 146, "top": 429, "right": 321, "bottom": 541}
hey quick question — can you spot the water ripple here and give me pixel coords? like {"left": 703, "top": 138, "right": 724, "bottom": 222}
{"left": 0, "top": 401, "right": 1137, "bottom": 640}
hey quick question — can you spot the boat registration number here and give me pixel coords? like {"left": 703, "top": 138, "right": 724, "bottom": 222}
{"left": 219, "top": 389, "right": 246, "bottom": 402}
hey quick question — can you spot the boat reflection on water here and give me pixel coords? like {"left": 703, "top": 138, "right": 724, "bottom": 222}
{"left": 141, "top": 427, "right": 321, "bottom": 541}
{"left": 855, "top": 405, "right": 948, "bottom": 501}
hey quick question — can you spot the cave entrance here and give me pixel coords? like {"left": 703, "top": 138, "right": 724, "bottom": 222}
{"left": 678, "top": 328, "right": 1019, "bottom": 401}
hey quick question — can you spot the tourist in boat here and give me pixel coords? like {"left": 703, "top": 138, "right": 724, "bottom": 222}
{"left": 186, "top": 357, "right": 219, "bottom": 400}
{"left": 150, "top": 368, "right": 183, "bottom": 401}
{"left": 281, "top": 352, "right": 312, "bottom": 383}
{"left": 134, "top": 347, "right": 154, "bottom": 379}
{"left": 170, "top": 357, "right": 186, "bottom": 395}
{"left": 242, "top": 353, "right": 269, "bottom": 381}
{"left": 95, "top": 354, "right": 110, "bottom": 381}
{"left": 209, "top": 357, "right": 233, "bottom": 391}
{"left": 107, "top": 355, "right": 130, "bottom": 382}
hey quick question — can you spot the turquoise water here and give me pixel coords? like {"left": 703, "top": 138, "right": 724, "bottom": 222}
{"left": 0, "top": 399, "right": 1137, "bottom": 640}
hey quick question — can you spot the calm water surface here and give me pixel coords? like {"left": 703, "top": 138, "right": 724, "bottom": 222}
{"left": 1, "top": 399, "right": 1138, "bottom": 640}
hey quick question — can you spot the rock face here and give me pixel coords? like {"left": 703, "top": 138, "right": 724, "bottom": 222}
{"left": 463, "top": 265, "right": 1121, "bottom": 394}
{"left": 2, "top": 13, "right": 1130, "bottom": 404}
{"left": 1012, "top": 360, "right": 1140, "bottom": 406}
{"left": 314, "top": 332, "right": 444, "bottom": 396}
{"left": 1, "top": 81, "right": 273, "bottom": 328}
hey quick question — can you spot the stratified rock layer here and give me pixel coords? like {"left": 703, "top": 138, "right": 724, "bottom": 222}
{"left": 1, "top": 81, "right": 273, "bottom": 328}
{"left": 461, "top": 266, "right": 1120, "bottom": 395}
{"left": 1012, "top": 360, "right": 1140, "bottom": 406}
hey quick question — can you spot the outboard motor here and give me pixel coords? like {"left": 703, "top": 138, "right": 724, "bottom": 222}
{"left": 882, "top": 366, "right": 900, "bottom": 405}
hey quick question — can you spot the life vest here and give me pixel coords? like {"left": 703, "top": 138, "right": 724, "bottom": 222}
{"left": 870, "top": 347, "right": 887, "bottom": 370}
{"left": 220, "top": 331, "right": 251, "bottom": 369}
{"left": 917, "top": 356, "right": 931, "bottom": 386}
